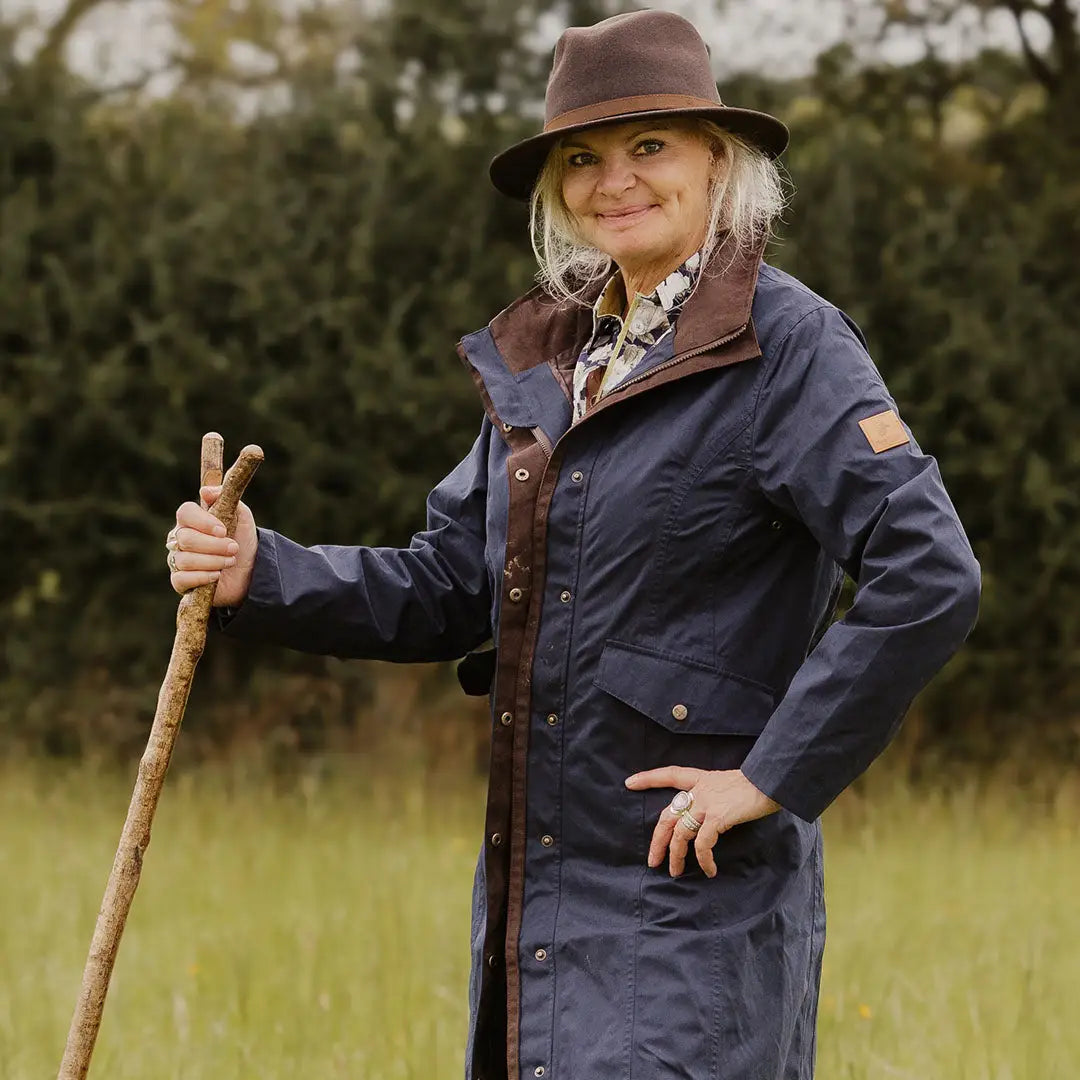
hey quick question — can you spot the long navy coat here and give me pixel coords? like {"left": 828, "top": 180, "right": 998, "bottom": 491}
{"left": 221, "top": 235, "right": 981, "bottom": 1080}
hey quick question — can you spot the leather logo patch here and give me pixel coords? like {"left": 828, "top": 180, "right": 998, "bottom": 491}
{"left": 858, "top": 409, "right": 909, "bottom": 453}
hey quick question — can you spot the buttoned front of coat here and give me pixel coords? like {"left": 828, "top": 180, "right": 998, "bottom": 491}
{"left": 220, "top": 236, "right": 981, "bottom": 1080}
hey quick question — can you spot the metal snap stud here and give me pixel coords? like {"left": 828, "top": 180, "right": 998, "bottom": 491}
{"left": 571, "top": 470, "right": 583, "bottom": 483}
{"left": 546, "top": 713, "right": 559, "bottom": 726}
{"left": 534, "top": 948, "right": 548, "bottom": 962}
{"left": 515, "top": 468, "right": 530, "bottom": 481}
{"left": 509, "top": 587, "right": 523, "bottom": 602}
{"left": 672, "top": 704, "right": 688, "bottom": 721}
{"left": 500, "top": 712, "right": 513, "bottom": 726}
{"left": 491, "top": 833, "right": 503, "bottom": 847}
{"left": 559, "top": 590, "right": 572, "bottom": 603}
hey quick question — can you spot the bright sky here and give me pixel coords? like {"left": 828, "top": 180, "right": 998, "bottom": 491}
{"left": 9, "top": 0, "right": 1044, "bottom": 88}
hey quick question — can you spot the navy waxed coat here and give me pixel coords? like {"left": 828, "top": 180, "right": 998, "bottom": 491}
{"left": 220, "top": 235, "right": 981, "bottom": 1080}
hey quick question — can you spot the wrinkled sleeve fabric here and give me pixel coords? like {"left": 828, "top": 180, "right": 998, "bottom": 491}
{"left": 216, "top": 422, "right": 494, "bottom": 663}
{"left": 739, "top": 306, "right": 981, "bottom": 822}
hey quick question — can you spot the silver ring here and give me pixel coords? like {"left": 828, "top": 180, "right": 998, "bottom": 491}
{"left": 679, "top": 811, "right": 703, "bottom": 834}
{"left": 165, "top": 526, "right": 180, "bottom": 552}
{"left": 167, "top": 550, "right": 179, "bottom": 573}
{"left": 668, "top": 790, "right": 694, "bottom": 816}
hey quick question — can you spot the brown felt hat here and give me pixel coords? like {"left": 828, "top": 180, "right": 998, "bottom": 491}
{"left": 489, "top": 10, "right": 789, "bottom": 202}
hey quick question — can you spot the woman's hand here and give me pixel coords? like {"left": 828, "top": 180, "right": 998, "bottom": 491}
{"left": 167, "top": 485, "right": 258, "bottom": 607}
{"left": 624, "top": 767, "right": 781, "bottom": 878}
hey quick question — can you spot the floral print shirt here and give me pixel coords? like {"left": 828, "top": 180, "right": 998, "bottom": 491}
{"left": 572, "top": 250, "right": 703, "bottom": 422}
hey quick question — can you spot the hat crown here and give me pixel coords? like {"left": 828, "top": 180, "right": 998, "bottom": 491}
{"left": 545, "top": 10, "right": 721, "bottom": 126}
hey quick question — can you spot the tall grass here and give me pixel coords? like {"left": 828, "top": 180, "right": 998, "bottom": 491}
{"left": 0, "top": 759, "right": 1076, "bottom": 1079}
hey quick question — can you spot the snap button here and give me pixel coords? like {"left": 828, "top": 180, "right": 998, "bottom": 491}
{"left": 541, "top": 834, "right": 554, "bottom": 847}
{"left": 546, "top": 713, "right": 559, "bottom": 726}
{"left": 534, "top": 948, "right": 548, "bottom": 962}
{"left": 671, "top": 704, "right": 688, "bottom": 721}
{"left": 770, "top": 519, "right": 783, "bottom": 531}
{"left": 509, "top": 587, "right": 523, "bottom": 602}
{"left": 535, "top": 1068, "right": 546, "bottom": 1078}
{"left": 491, "top": 833, "right": 503, "bottom": 847}
{"left": 500, "top": 712, "right": 513, "bottom": 726}
{"left": 515, "top": 468, "right": 530, "bottom": 481}
{"left": 487, "top": 954, "right": 497, "bottom": 969}
{"left": 559, "top": 590, "right": 572, "bottom": 603}
{"left": 571, "top": 470, "right": 583, "bottom": 483}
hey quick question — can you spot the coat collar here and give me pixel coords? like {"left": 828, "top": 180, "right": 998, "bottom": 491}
{"left": 458, "top": 231, "right": 765, "bottom": 444}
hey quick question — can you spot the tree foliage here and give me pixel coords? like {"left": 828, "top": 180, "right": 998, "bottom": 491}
{"left": 1, "top": 0, "right": 1078, "bottom": 761}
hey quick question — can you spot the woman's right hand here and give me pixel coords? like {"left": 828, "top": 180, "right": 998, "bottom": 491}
{"left": 168, "top": 485, "right": 258, "bottom": 607}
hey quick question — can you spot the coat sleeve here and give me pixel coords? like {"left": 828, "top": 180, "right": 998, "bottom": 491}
{"left": 216, "top": 421, "right": 494, "bottom": 662}
{"left": 738, "top": 305, "right": 981, "bottom": 821}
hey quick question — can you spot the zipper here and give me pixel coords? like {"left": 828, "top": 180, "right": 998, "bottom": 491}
{"left": 530, "top": 426, "right": 553, "bottom": 459}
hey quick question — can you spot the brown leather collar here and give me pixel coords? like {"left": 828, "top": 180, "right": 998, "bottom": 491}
{"left": 487, "top": 231, "right": 764, "bottom": 377}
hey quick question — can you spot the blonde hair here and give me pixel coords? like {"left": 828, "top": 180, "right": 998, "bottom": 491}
{"left": 529, "top": 119, "right": 789, "bottom": 304}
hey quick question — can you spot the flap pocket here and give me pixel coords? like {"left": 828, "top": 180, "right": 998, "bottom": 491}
{"left": 593, "top": 640, "right": 776, "bottom": 736}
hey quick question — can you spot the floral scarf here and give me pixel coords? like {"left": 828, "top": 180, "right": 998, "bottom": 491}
{"left": 572, "top": 249, "right": 703, "bottom": 423}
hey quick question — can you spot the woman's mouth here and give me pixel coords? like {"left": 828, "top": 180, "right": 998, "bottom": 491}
{"left": 596, "top": 205, "right": 656, "bottom": 227}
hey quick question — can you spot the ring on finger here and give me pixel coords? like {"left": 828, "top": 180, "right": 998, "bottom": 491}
{"left": 167, "top": 550, "right": 179, "bottom": 573}
{"left": 679, "top": 811, "right": 703, "bottom": 834}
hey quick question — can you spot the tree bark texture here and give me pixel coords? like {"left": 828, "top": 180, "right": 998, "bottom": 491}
{"left": 57, "top": 436, "right": 263, "bottom": 1080}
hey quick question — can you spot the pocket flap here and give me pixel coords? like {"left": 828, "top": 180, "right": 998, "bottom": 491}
{"left": 594, "top": 641, "right": 776, "bottom": 735}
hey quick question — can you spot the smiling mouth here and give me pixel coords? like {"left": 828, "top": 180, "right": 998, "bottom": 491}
{"left": 597, "top": 205, "right": 656, "bottom": 225}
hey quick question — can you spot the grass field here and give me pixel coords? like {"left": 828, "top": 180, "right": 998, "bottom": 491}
{"left": 1, "top": 758, "right": 1076, "bottom": 1079}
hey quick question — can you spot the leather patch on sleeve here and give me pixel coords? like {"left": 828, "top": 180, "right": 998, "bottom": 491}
{"left": 858, "top": 409, "right": 909, "bottom": 453}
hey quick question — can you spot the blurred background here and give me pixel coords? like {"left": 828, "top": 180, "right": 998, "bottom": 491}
{"left": 1, "top": 1, "right": 1078, "bottom": 1077}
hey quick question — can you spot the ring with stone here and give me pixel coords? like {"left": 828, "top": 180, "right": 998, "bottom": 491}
{"left": 167, "top": 549, "right": 179, "bottom": 573}
{"left": 668, "top": 790, "right": 694, "bottom": 817}
{"left": 678, "top": 810, "right": 703, "bottom": 833}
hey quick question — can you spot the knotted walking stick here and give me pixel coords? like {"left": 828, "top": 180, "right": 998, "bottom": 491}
{"left": 58, "top": 433, "right": 263, "bottom": 1080}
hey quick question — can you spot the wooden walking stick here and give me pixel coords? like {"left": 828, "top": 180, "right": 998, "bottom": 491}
{"left": 58, "top": 433, "right": 263, "bottom": 1080}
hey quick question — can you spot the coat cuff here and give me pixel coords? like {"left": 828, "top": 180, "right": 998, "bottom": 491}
{"left": 740, "top": 751, "right": 829, "bottom": 824}
{"left": 213, "top": 528, "right": 283, "bottom": 637}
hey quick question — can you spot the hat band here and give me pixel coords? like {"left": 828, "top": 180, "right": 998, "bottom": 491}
{"left": 544, "top": 93, "right": 724, "bottom": 134}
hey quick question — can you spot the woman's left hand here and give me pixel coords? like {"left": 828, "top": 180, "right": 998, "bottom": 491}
{"left": 624, "top": 767, "right": 781, "bottom": 878}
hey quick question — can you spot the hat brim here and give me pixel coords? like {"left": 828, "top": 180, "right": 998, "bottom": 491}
{"left": 488, "top": 106, "right": 789, "bottom": 201}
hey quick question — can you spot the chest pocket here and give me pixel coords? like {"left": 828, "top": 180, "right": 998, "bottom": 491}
{"left": 593, "top": 640, "right": 776, "bottom": 736}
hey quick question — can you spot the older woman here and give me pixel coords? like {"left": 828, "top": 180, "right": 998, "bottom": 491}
{"left": 166, "top": 10, "right": 980, "bottom": 1080}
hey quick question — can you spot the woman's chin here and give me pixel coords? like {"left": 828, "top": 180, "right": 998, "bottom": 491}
{"left": 596, "top": 232, "right": 670, "bottom": 266}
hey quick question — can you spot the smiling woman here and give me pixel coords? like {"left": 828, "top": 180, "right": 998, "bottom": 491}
{"left": 167, "top": 9, "right": 981, "bottom": 1080}
{"left": 531, "top": 117, "right": 787, "bottom": 303}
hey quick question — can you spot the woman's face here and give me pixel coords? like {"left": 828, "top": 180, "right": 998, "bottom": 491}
{"left": 559, "top": 119, "right": 717, "bottom": 274}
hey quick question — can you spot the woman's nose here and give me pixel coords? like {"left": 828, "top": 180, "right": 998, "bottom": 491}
{"left": 595, "top": 156, "right": 635, "bottom": 197}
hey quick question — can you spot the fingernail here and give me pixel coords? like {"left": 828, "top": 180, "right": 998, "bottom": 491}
{"left": 211, "top": 571, "right": 221, "bottom": 579}
{"left": 213, "top": 525, "right": 226, "bottom": 537}
{"left": 624, "top": 776, "right": 636, "bottom": 787}
{"left": 225, "top": 557, "right": 237, "bottom": 567}
{"left": 227, "top": 541, "right": 239, "bottom": 554}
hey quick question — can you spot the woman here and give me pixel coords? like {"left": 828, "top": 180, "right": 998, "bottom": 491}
{"left": 166, "top": 10, "right": 980, "bottom": 1080}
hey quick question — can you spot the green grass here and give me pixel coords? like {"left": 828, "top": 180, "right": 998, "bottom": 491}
{"left": 1, "top": 760, "right": 1076, "bottom": 1079}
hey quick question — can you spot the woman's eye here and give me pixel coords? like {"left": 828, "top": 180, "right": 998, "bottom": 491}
{"left": 635, "top": 139, "right": 665, "bottom": 155}
{"left": 566, "top": 152, "right": 596, "bottom": 168}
